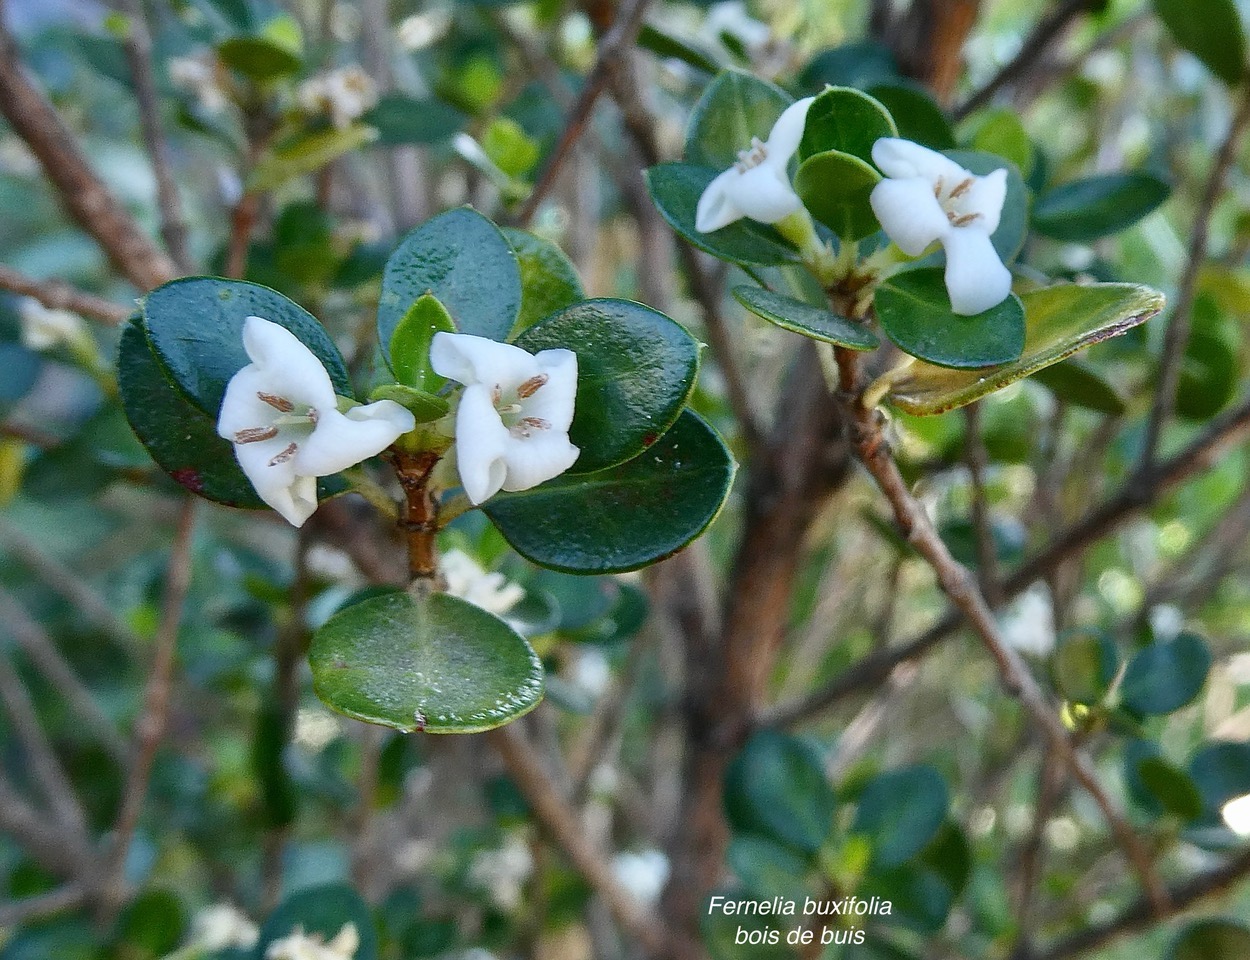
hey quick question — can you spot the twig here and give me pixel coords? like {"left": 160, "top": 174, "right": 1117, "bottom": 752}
{"left": 0, "top": 882, "right": 88, "bottom": 927}
{"left": 1010, "top": 748, "right": 1069, "bottom": 957}
{"left": 0, "top": 264, "right": 132, "bottom": 324}
{"left": 487, "top": 722, "right": 668, "bottom": 953}
{"left": 964, "top": 402, "right": 1003, "bottom": 606}
{"left": 1136, "top": 84, "right": 1250, "bottom": 477}
{"left": 0, "top": 12, "right": 177, "bottom": 290}
{"left": 0, "top": 773, "right": 90, "bottom": 879}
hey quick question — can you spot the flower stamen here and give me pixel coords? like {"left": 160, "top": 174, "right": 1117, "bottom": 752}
{"left": 234, "top": 426, "right": 280, "bottom": 444}
{"left": 949, "top": 177, "right": 974, "bottom": 199}
{"left": 257, "top": 391, "right": 294, "bottom": 412}
{"left": 268, "top": 442, "right": 299, "bottom": 466}
{"left": 517, "top": 374, "right": 549, "bottom": 398}
{"left": 948, "top": 212, "right": 981, "bottom": 227}
{"left": 733, "top": 136, "right": 769, "bottom": 173}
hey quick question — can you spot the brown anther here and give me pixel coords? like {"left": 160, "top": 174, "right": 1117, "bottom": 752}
{"left": 233, "top": 426, "right": 279, "bottom": 444}
{"left": 949, "top": 177, "right": 974, "bottom": 199}
{"left": 950, "top": 212, "right": 981, "bottom": 227}
{"left": 308, "top": 407, "right": 319, "bottom": 425}
{"left": 517, "top": 374, "right": 549, "bottom": 399}
{"left": 268, "top": 442, "right": 298, "bottom": 466}
{"left": 491, "top": 384, "right": 502, "bottom": 406}
{"left": 519, "top": 417, "right": 550, "bottom": 430}
{"left": 933, "top": 177, "right": 945, "bottom": 199}
{"left": 257, "top": 392, "right": 294, "bottom": 412}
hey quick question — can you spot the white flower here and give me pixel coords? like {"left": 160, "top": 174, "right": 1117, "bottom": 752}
{"left": 469, "top": 833, "right": 534, "bottom": 911}
{"left": 397, "top": 10, "right": 451, "bottom": 50}
{"left": 612, "top": 849, "right": 670, "bottom": 906}
{"left": 441, "top": 548, "right": 524, "bottom": 615}
{"left": 695, "top": 96, "right": 814, "bottom": 233}
{"left": 869, "top": 137, "right": 1013, "bottom": 316}
{"left": 999, "top": 584, "right": 1056, "bottom": 658}
{"left": 18, "top": 298, "right": 86, "bottom": 351}
{"left": 216, "top": 316, "right": 415, "bottom": 528}
{"left": 701, "top": 2, "right": 772, "bottom": 55}
{"left": 168, "top": 50, "right": 230, "bottom": 114}
{"left": 191, "top": 902, "right": 259, "bottom": 951}
{"left": 567, "top": 648, "right": 611, "bottom": 701}
{"left": 266, "top": 923, "right": 360, "bottom": 960}
{"left": 429, "top": 332, "right": 579, "bottom": 506}
{"left": 298, "top": 66, "right": 378, "bottom": 130}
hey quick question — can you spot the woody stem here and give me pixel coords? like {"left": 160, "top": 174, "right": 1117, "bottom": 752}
{"left": 393, "top": 450, "right": 441, "bottom": 582}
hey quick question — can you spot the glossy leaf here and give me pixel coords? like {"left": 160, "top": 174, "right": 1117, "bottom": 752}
{"left": 1154, "top": 0, "right": 1247, "bottom": 85}
{"left": 1032, "top": 172, "right": 1171, "bottom": 242}
{"left": 365, "top": 93, "right": 467, "bottom": 145}
{"left": 646, "top": 163, "right": 800, "bottom": 267}
{"left": 874, "top": 268, "right": 1025, "bottom": 369}
{"left": 724, "top": 730, "right": 835, "bottom": 856}
{"left": 1031, "top": 360, "right": 1126, "bottom": 415}
{"left": 794, "top": 149, "right": 882, "bottom": 241}
{"left": 852, "top": 765, "right": 949, "bottom": 868}
{"left": 732, "top": 285, "right": 879, "bottom": 349}
{"left": 1052, "top": 629, "right": 1119, "bottom": 705}
{"left": 390, "top": 293, "right": 454, "bottom": 392}
{"left": 257, "top": 885, "right": 378, "bottom": 960}
{"left": 484, "top": 410, "right": 735, "bottom": 574}
{"left": 797, "top": 86, "right": 896, "bottom": 164}
{"left": 887, "top": 283, "right": 1164, "bottom": 415}
{"left": 1189, "top": 741, "right": 1250, "bottom": 820}
{"left": 141, "top": 276, "right": 351, "bottom": 415}
{"left": 310, "top": 591, "right": 543, "bottom": 733}
{"left": 1167, "top": 920, "right": 1250, "bottom": 960}
{"left": 867, "top": 83, "right": 954, "bottom": 150}
{"left": 378, "top": 208, "right": 522, "bottom": 358}
{"left": 684, "top": 69, "right": 791, "bottom": 169}
{"left": 501, "top": 227, "right": 585, "bottom": 335}
{"left": 1120, "top": 633, "right": 1211, "bottom": 716}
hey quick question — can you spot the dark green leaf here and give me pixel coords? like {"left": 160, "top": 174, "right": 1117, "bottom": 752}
{"left": 727, "top": 836, "right": 813, "bottom": 900}
{"left": 216, "top": 35, "right": 300, "bottom": 82}
{"left": 638, "top": 23, "right": 721, "bottom": 76}
{"left": 724, "top": 730, "right": 835, "bottom": 856}
{"left": 794, "top": 149, "right": 882, "bottom": 241}
{"left": 866, "top": 83, "right": 954, "bottom": 151}
{"left": 390, "top": 293, "right": 454, "bottom": 392}
{"left": 852, "top": 765, "right": 949, "bottom": 868}
{"left": 1120, "top": 632, "right": 1211, "bottom": 716}
{"left": 1030, "top": 360, "right": 1126, "bottom": 415}
{"left": 310, "top": 591, "right": 543, "bottom": 733}
{"left": 365, "top": 93, "right": 467, "bottom": 146}
{"left": 515, "top": 298, "right": 700, "bottom": 472}
{"left": 1136, "top": 756, "right": 1204, "bottom": 821}
{"left": 501, "top": 227, "right": 585, "bottom": 335}
{"left": 1052, "top": 629, "right": 1119, "bottom": 705}
{"left": 874, "top": 268, "right": 1025, "bottom": 369}
{"left": 1190, "top": 741, "right": 1250, "bottom": 819}
{"left": 1177, "top": 329, "right": 1239, "bottom": 420}
{"left": 1154, "top": 0, "right": 1247, "bottom": 85}
{"left": 684, "top": 69, "right": 791, "bottom": 169}
{"left": 1167, "top": 920, "right": 1250, "bottom": 960}
{"left": 484, "top": 410, "right": 735, "bottom": 574}
{"left": 800, "top": 42, "right": 899, "bottom": 90}
{"left": 964, "top": 108, "right": 1034, "bottom": 178}
{"left": 1032, "top": 173, "right": 1170, "bottom": 242}
{"left": 257, "top": 885, "right": 378, "bottom": 960}
{"left": 732, "top": 285, "right": 878, "bottom": 349}
{"left": 798, "top": 86, "right": 896, "bottom": 164}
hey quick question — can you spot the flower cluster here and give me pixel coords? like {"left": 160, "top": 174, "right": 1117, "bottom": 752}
{"left": 297, "top": 66, "right": 378, "bottom": 129}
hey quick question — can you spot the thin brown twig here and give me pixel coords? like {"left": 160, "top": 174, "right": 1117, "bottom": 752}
{"left": 0, "top": 772, "right": 90, "bottom": 879}
{"left": 0, "top": 882, "right": 88, "bottom": 927}
{"left": 0, "top": 264, "right": 132, "bottom": 325}
{"left": 964, "top": 401, "right": 1003, "bottom": 606}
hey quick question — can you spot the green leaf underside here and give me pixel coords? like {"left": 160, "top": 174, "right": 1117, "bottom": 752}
{"left": 888, "top": 282, "right": 1164, "bottom": 415}
{"left": 798, "top": 85, "right": 896, "bottom": 164}
{"left": 484, "top": 410, "right": 735, "bottom": 574}
{"left": 794, "top": 149, "right": 882, "bottom": 241}
{"left": 390, "top": 294, "right": 454, "bottom": 392}
{"left": 378, "top": 208, "right": 521, "bottom": 358}
{"left": 1167, "top": 920, "right": 1250, "bottom": 960}
{"left": 875, "top": 268, "right": 1025, "bottom": 369}
{"left": 646, "top": 164, "right": 800, "bottom": 267}
{"left": 1120, "top": 633, "right": 1211, "bottom": 716}
{"left": 724, "top": 731, "right": 836, "bottom": 856}
{"left": 853, "top": 765, "right": 949, "bottom": 868}
{"left": 310, "top": 591, "right": 543, "bottom": 733}
{"left": 732, "top": 285, "right": 878, "bottom": 349}
{"left": 515, "top": 298, "right": 700, "bottom": 473}
{"left": 1032, "top": 172, "right": 1171, "bottom": 242}
{"left": 501, "top": 227, "right": 585, "bottom": 335}
{"left": 142, "top": 277, "right": 351, "bottom": 417}
{"left": 257, "top": 885, "right": 379, "bottom": 960}
{"left": 684, "top": 69, "right": 791, "bottom": 169}
{"left": 1031, "top": 360, "right": 1126, "bottom": 415}
{"left": 1154, "top": 0, "right": 1247, "bottom": 86}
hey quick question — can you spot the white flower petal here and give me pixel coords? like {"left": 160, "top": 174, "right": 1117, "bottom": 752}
{"left": 454, "top": 384, "right": 512, "bottom": 504}
{"left": 869, "top": 177, "right": 951, "bottom": 256}
{"left": 958, "top": 167, "right": 1007, "bottom": 236}
{"left": 429, "top": 332, "right": 537, "bottom": 390}
{"left": 763, "top": 96, "right": 815, "bottom": 166}
{"left": 695, "top": 166, "right": 747, "bottom": 232}
{"left": 241, "top": 316, "right": 338, "bottom": 411}
{"left": 500, "top": 431, "right": 580, "bottom": 493}
{"left": 731, "top": 164, "right": 803, "bottom": 224}
{"left": 523, "top": 349, "right": 579, "bottom": 431}
{"left": 295, "top": 400, "right": 414, "bottom": 476}
{"left": 872, "top": 137, "right": 965, "bottom": 183}
{"left": 234, "top": 440, "right": 319, "bottom": 527}
{"left": 216, "top": 365, "right": 287, "bottom": 438}
{"left": 941, "top": 227, "right": 1013, "bottom": 316}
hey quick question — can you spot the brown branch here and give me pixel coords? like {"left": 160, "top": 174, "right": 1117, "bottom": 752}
{"left": 0, "top": 882, "right": 88, "bottom": 927}
{"left": 0, "top": 13, "right": 177, "bottom": 290}
{"left": 964, "top": 401, "right": 1003, "bottom": 606}
{"left": 0, "top": 264, "right": 132, "bottom": 325}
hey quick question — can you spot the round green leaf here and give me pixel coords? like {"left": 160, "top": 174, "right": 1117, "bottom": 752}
{"left": 1032, "top": 172, "right": 1171, "bottom": 243}
{"left": 1167, "top": 920, "right": 1250, "bottom": 960}
{"left": 874, "top": 268, "right": 1025, "bottom": 369}
{"left": 888, "top": 283, "right": 1163, "bottom": 415}
{"left": 310, "top": 591, "right": 544, "bottom": 734}
{"left": 946, "top": 150, "right": 1029, "bottom": 262}
{"left": 727, "top": 835, "right": 813, "bottom": 900}
{"left": 1177, "top": 329, "right": 1238, "bottom": 420}
{"left": 724, "top": 730, "right": 835, "bottom": 856}
{"left": 378, "top": 208, "right": 522, "bottom": 357}
{"left": 484, "top": 410, "right": 735, "bottom": 574}
{"left": 1154, "top": 0, "right": 1247, "bottom": 86}
{"left": 853, "top": 765, "right": 950, "bottom": 868}
{"left": 1120, "top": 632, "right": 1211, "bottom": 716}
{"left": 732, "top": 285, "right": 878, "bottom": 349}
{"left": 514, "top": 298, "right": 700, "bottom": 473}
{"left": 1030, "top": 360, "right": 1126, "bottom": 415}
{"left": 794, "top": 149, "right": 882, "bottom": 241}
{"left": 866, "top": 83, "right": 954, "bottom": 150}
{"left": 1052, "top": 629, "right": 1119, "bottom": 705}
{"left": 646, "top": 163, "right": 800, "bottom": 268}
{"left": 800, "top": 42, "right": 899, "bottom": 90}
{"left": 1190, "top": 741, "right": 1250, "bottom": 819}
{"left": 216, "top": 36, "right": 301, "bottom": 81}
{"left": 365, "top": 93, "right": 467, "bottom": 146}
{"left": 501, "top": 227, "right": 585, "bottom": 335}
{"left": 1136, "top": 756, "right": 1204, "bottom": 821}
{"left": 390, "top": 293, "right": 454, "bottom": 392}
{"left": 964, "top": 108, "right": 1033, "bottom": 178}
{"left": 142, "top": 277, "right": 351, "bottom": 416}
{"left": 684, "top": 69, "right": 791, "bottom": 169}
{"left": 257, "top": 885, "right": 378, "bottom": 960}
{"left": 798, "top": 86, "right": 896, "bottom": 164}
{"left": 861, "top": 865, "right": 955, "bottom": 935}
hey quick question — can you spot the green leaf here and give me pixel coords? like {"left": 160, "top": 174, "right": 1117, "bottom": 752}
{"left": 866, "top": 83, "right": 954, "bottom": 151}
{"left": 1052, "top": 629, "right": 1119, "bottom": 705}
{"left": 367, "top": 384, "right": 449, "bottom": 423}
{"left": 874, "top": 268, "right": 1025, "bottom": 369}
{"left": 684, "top": 69, "right": 791, "bottom": 169}
{"left": 257, "top": 885, "right": 378, "bottom": 960}
{"left": 1120, "top": 632, "right": 1211, "bottom": 716}
{"left": 727, "top": 836, "right": 813, "bottom": 900}
{"left": 887, "top": 282, "right": 1164, "bottom": 415}
{"left": 484, "top": 410, "right": 735, "bottom": 574}
{"left": 947, "top": 150, "right": 1030, "bottom": 262}
{"left": 964, "top": 108, "right": 1033, "bottom": 178}
{"left": 1167, "top": 920, "right": 1250, "bottom": 960}
{"left": 800, "top": 42, "right": 899, "bottom": 90}
{"left": 141, "top": 277, "right": 351, "bottom": 415}
{"left": 638, "top": 23, "right": 722, "bottom": 76}
{"left": 1189, "top": 741, "right": 1250, "bottom": 819}
{"left": 1136, "top": 756, "right": 1204, "bottom": 821}
{"left": 1154, "top": 0, "right": 1247, "bottom": 85}
{"left": 646, "top": 163, "right": 801, "bottom": 267}
{"left": 365, "top": 93, "right": 467, "bottom": 146}
{"left": 379, "top": 208, "right": 522, "bottom": 356}
{"left": 514, "top": 299, "right": 700, "bottom": 473}
{"left": 310, "top": 591, "right": 543, "bottom": 733}
{"left": 798, "top": 86, "right": 896, "bottom": 164}
{"left": 794, "top": 149, "right": 882, "bottom": 241}
{"left": 247, "top": 123, "right": 378, "bottom": 192}
{"left": 1032, "top": 172, "right": 1171, "bottom": 242}
{"left": 732, "top": 285, "right": 879, "bottom": 349}
{"left": 724, "top": 730, "right": 835, "bottom": 856}
{"left": 389, "top": 293, "right": 454, "bottom": 392}
{"left": 1030, "top": 360, "right": 1126, "bottom": 416}
{"left": 501, "top": 227, "right": 585, "bottom": 335}
{"left": 852, "top": 765, "right": 950, "bottom": 868}
{"left": 216, "top": 35, "right": 301, "bottom": 82}
{"left": 1178, "top": 329, "right": 1239, "bottom": 420}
